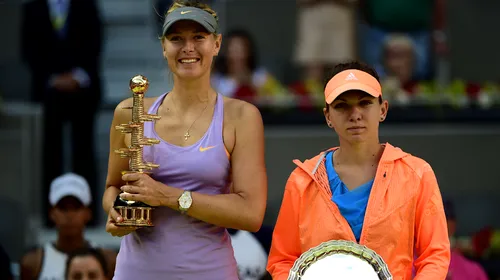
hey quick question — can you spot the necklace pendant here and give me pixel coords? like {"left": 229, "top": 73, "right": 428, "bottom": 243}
{"left": 184, "top": 131, "right": 190, "bottom": 141}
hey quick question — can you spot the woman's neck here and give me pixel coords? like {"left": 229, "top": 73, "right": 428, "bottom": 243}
{"left": 170, "top": 74, "right": 213, "bottom": 111}
{"left": 335, "top": 140, "right": 384, "bottom": 166}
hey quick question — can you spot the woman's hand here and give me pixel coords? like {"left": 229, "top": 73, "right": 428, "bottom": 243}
{"left": 119, "top": 172, "right": 173, "bottom": 207}
{"left": 105, "top": 207, "right": 137, "bottom": 237}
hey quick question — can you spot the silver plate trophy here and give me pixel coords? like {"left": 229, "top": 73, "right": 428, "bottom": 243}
{"left": 288, "top": 240, "right": 393, "bottom": 280}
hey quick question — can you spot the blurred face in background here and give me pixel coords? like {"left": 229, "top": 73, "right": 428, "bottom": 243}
{"left": 50, "top": 196, "right": 90, "bottom": 237}
{"left": 384, "top": 43, "right": 415, "bottom": 85}
{"left": 226, "top": 36, "right": 251, "bottom": 73}
{"left": 67, "top": 255, "right": 106, "bottom": 280}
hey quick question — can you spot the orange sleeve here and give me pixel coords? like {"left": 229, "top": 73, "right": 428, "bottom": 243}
{"left": 413, "top": 164, "right": 451, "bottom": 280}
{"left": 266, "top": 174, "right": 302, "bottom": 280}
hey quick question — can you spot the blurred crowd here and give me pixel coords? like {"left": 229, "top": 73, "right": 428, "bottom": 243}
{"left": 205, "top": 0, "right": 500, "bottom": 110}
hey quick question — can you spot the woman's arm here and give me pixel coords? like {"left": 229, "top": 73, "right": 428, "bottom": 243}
{"left": 413, "top": 164, "right": 451, "bottom": 279}
{"left": 102, "top": 98, "right": 133, "bottom": 214}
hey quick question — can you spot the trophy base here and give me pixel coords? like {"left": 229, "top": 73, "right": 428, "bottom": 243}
{"left": 113, "top": 195, "right": 154, "bottom": 227}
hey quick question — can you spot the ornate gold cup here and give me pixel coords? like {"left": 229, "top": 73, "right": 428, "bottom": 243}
{"left": 288, "top": 240, "right": 393, "bottom": 280}
{"left": 113, "top": 75, "right": 160, "bottom": 227}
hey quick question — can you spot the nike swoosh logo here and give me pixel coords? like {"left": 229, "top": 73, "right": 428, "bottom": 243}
{"left": 180, "top": 11, "right": 192, "bottom": 15}
{"left": 199, "top": 146, "right": 216, "bottom": 152}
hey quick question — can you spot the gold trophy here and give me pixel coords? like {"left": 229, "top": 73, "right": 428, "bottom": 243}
{"left": 113, "top": 75, "right": 160, "bottom": 227}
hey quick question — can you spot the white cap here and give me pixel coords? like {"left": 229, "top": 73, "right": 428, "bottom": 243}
{"left": 49, "top": 173, "right": 92, "bottom": 206}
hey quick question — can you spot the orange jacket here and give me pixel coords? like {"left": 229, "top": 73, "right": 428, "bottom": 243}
{"left": 267, "top": 143, "right": 450, "bottom": 280}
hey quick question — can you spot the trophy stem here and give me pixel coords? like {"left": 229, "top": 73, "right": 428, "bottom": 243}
{"left": 131, "top": 93, "right": 145, "bottom": 172}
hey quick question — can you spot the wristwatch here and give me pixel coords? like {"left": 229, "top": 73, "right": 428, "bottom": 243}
{"left": 178, "top": 191, "right": 192, "bottom": 214}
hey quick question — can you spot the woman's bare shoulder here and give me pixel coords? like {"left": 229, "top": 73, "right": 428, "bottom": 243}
{"left": 222, "top": 96, "right": 262, "bottom": 124}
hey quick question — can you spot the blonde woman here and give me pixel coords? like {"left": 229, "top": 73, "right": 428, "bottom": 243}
{"left": 103, "top": 1, "right": 268, "bottom": 279}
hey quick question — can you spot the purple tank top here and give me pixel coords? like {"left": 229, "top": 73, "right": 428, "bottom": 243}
{"left": 113, "top": 93, "right": 238, "bottom": 280}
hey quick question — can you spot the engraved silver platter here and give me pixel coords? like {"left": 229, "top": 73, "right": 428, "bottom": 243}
{"left": 288, "top": 240, "right": 393, "bottom": 280}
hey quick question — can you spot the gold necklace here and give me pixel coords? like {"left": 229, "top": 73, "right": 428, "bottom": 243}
{"left": 183, "top": 102, "right": 209, "bottom": 141}
{"left": 171, "top": 94, "right": 211, "bottom": 141}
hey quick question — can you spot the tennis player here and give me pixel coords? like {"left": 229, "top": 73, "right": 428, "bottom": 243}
{"left": 267, "top": 61, "right": 450, "bottom": 279}
{"left": 103, "top": 1, "right": 267, "bottom": 279}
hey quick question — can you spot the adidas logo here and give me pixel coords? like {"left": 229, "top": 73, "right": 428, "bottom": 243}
{"left": 345, "top": 72, "right": 358, "bottom": 81}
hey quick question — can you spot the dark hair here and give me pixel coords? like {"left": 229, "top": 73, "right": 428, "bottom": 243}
{"left": 214, "top": 29, "right": 258, "bottom": 75}
{"left": 324, "top": 61, "right": 382, "bottom": 109}
{"left": 65, "top": 247, "right": 108, "bottom": 279}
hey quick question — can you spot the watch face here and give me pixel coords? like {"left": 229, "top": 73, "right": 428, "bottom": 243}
{"left": 180, "top": 192, "right": 192, "bottom": 209}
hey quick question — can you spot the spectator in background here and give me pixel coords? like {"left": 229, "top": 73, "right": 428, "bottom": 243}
{"left": 380, "top": 34, "right": 418, "bottom": 105}
{"left": 229, "top": 225, "right": 274, "bottom": 280}
{"left": 293, "top": 0, "right": 356, "bottom": 101}
{"left": 444, "top": 199, "right": 489, "bottom": 280}
{"left": 20, "top": 173, "right": 117, "bottom": 280}
{"left": 0, "top": 243, "right": 13, "bottom": 280}
{"left": 65, "top": 248, "right": 109, "bottom": 280}
{"left": 212, "top": 29, "right": 289, "bottom": 105}
{"left": 21, "top": 0, "right": 103, "bottom": 227}
{"left": 358, "top": 0, "right": 446, "bottom": 80}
